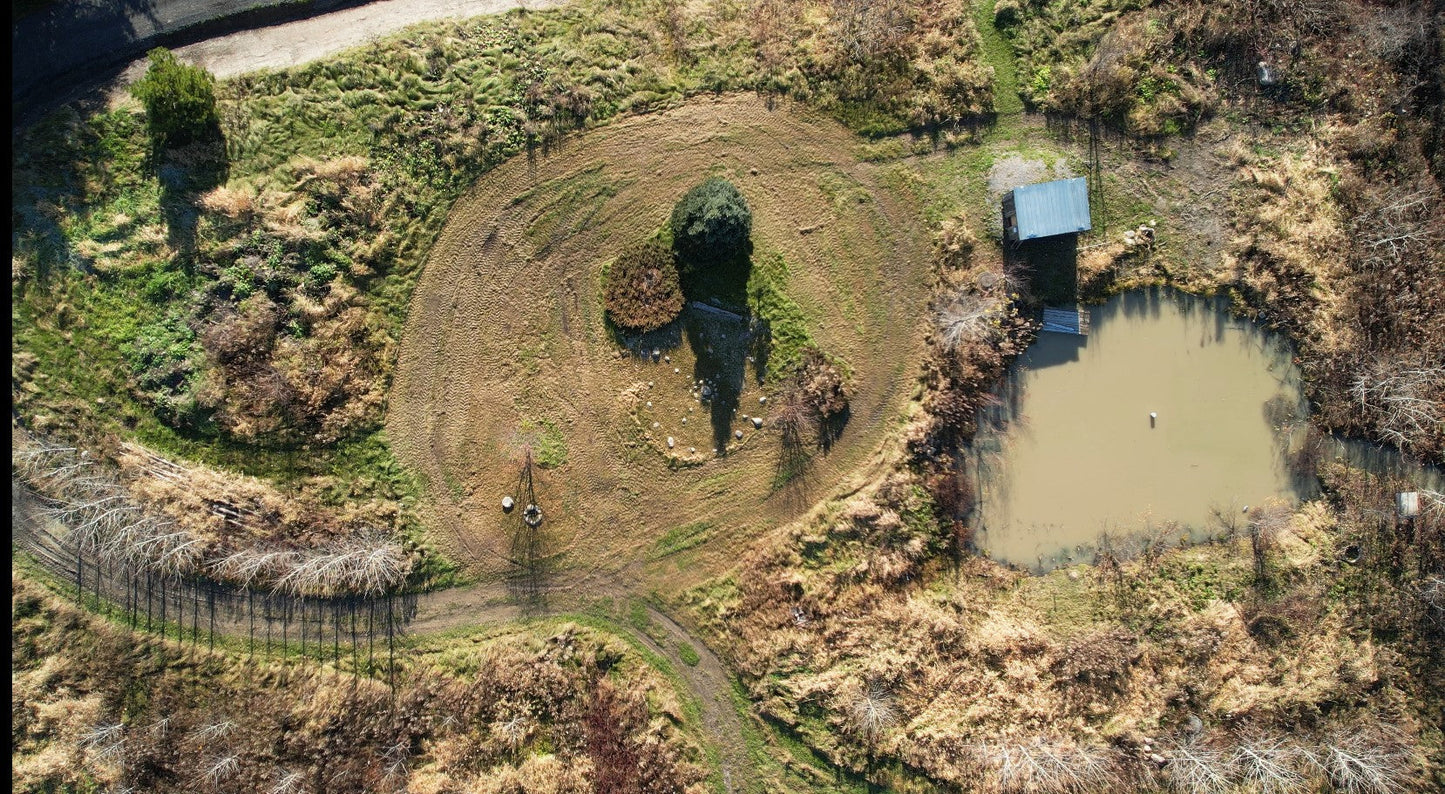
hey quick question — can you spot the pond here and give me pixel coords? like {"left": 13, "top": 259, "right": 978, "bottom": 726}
{"left": 972, "top": 288, "right": 1310, "bottom": 569}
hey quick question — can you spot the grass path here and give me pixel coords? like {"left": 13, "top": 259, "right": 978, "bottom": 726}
{"left": 974, "top": 0, "right": 1025, "bottom": 118}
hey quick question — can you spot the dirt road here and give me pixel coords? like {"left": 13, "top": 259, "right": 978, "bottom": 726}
{"left": 115, "top": 0, "right": 562, "bottom": 82}
{"left": 14, "top": 0, "right": 563, "bottom": 126}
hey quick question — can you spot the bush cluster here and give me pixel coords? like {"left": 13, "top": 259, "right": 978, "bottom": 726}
{"left": 603, "top": 240, "right": 685, "bottom": 332}
{"left": 130, "top": 47, "right": 218, "bottom": 146}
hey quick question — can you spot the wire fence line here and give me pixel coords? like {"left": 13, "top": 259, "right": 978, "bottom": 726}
{"left": 12, "top": 448, "right": 420, "bottom": 682}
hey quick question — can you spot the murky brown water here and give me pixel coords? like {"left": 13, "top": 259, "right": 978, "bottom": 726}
{"left": 973, "top": 289, "right": 1309, "bottom": 569}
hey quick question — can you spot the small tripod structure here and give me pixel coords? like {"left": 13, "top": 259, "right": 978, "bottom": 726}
{"left": 519, "top": 450, "right": 544, "bottom": 529}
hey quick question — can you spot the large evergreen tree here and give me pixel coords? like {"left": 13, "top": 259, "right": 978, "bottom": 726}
{"left": 669, "top": 177, "right": 752, "bottom": 266}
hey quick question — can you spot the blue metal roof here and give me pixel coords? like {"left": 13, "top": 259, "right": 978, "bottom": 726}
{"left": 1011, "top": 177, "right": 1091, "bottom": 240}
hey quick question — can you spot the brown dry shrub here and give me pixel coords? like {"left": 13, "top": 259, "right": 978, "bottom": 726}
{"left": 1045, "top": 14, "right": 1215, "bottom": 135}
{"left": 115, "top": 442, "right": 350, "bottom": 548}
{"left": 1052, "top": 629, "right": 1140, "bottom": 694}
{"left": 748, "top": 0, "right": 993, "bottom": 128}
{"left": 198, "top": 184, "right": 256, "bottom": 220}
{"left": 194, "top": 284, "right": 391, "bottom": 444}
{"left": 603, "top": 241, "right": 684, "bottom": 333}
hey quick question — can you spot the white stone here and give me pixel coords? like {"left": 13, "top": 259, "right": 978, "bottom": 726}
{"left": 501, "top": 496, "right": 515, "bottom": 510}
{"left": 666, "top": 437, "right": 675, "bottom": 449}
{"left": 652, "top": 422, "right": 660, "bottom": 429}
{"left": 734, "top": 430, "right": 744, "bottom": 440}
{"left": 751, "top": 417, "right": 763, "bottom": 429}
{"left": 758, "top": 396, "right": 767, "bottom": 404}
{"left": 681, "top": 417, "right": 687, "bottom": 424}
{"left": 646, "top": 401, "right": 653, "bottom": 408}
{"left": 674, "top": 367, "right": 680, "bottom": 374}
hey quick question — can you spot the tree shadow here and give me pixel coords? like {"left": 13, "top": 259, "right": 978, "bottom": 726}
{"left": 506, "top": 456, "right": 553, "bottom": 612}
{"left": 678, "top": 243, "right": 753, "bottom": 313}
{"left": 685, "top": 304, "right": 753, "bottom": 455}
{"left": 154, "top": 122, "right": 229, "bottom": 266}
{"left": 818, "top": 403, "right": 851, "bottom": 452}
{"left": 609, "top": 315, "right": 685, "bottom": 360}
{"left": 11, "top": 113, "right": 93, "bottom": 284}
{"left": 748, "top": 316, "right": 771, "bottom": 385}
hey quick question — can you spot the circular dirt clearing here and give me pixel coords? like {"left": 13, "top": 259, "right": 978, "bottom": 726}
{"left": 389, "top": 96, "right": 932, "bottom": 588}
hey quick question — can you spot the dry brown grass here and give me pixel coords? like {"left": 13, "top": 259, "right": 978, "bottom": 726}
{"left": 1226, "top": 136, "right": 1445, "bottom": 460}
{"left": 386, "top": 96, "right": 933, "bottom": 587}
{"left": 15, "top": 435, "right": 415, "bottom": 594}
{"left": 11, "top": 572, "right": 706, "bottom": 794}
{"left": 685, "top": 464, "right": 1439, "bottom": 790}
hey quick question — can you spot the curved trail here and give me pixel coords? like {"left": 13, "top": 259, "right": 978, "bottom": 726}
{"left": 12, "top": 479, "right": 753, "bottom": 791}
{"left": 388, "top": 94, "right": 931, "bottom": 586}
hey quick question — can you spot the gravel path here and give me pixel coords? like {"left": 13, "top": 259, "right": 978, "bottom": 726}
{"left": 13, "top": 0, "right": 562, "bottom": 127}
{"left": 119, "top": 0, "right": 562, "bottom": 82}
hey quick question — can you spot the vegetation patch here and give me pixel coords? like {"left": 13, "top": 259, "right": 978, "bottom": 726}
{"left": 603, "top": 240, "right": 684, "bottom": 333}
{"left": 12, "top": 572, "right": 707, "bottom": 793}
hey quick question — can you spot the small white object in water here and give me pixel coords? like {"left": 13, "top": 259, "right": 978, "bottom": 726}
{"left": 681, "top": 417, "right": 687, "bottom": 424}
{"left": 759, "top": 396, "right": 767, "bottom": 404}
{"left": 1242, "top": 505, "right": 1250, "bottom": 513}
{"left": 667, "top": 437, "right": 675, "bottom": 449}
{"left": 1149, "top": 412, "right": 1157, "bottom": 419}
{"left": 674, "top": 367, "right": 680, "bottom": 374}
{"left": 501, "top": 496, "right": 515, "bottom": 511}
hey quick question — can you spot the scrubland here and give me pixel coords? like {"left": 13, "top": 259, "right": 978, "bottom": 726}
{"left": 685, "top": 464, "right": 1443, "bottom": 791}
{"left": 10, "top": 0, "right": 1445, "bottom": 791}
{"left": 12, "top": 572, "right": 706, "bottom": 793}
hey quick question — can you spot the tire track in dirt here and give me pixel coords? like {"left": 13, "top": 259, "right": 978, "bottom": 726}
{"left": 388, "top": 95, "right": 935, "bottom": 596}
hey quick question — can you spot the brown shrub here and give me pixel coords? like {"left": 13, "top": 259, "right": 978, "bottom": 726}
{"left": 604, "top": 241, "right": 685, "bottom": 333}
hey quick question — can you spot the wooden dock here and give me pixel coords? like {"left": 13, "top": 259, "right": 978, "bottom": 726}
{"left": 1041, "top": 306, "right": 1090, "bottom": 336}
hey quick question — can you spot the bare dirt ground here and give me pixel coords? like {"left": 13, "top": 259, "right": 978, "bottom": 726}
{"left": 388, "top": 94, "right": 934, "bottom": 596}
